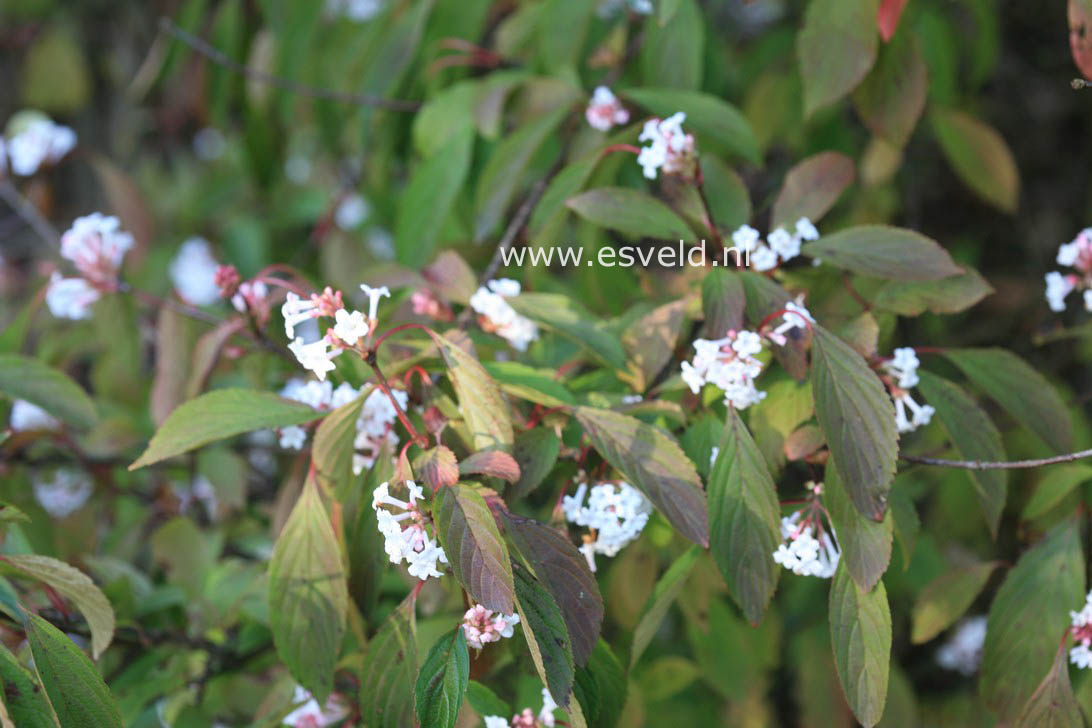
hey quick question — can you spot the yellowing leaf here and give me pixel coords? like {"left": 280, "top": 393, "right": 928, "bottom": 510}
{"left": 931, "top": 108, "right": 1019, "bottom": 213}
{"left": 429, "top": 331, "right": 514, "bottom": 452}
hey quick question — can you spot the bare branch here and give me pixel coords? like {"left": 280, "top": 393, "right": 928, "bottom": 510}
{"left": 901, "top": 448, "right": 1092, "bottom": 470}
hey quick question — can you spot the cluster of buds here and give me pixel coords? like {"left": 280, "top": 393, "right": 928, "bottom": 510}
{"left": 47, "top": 213, "right": 135, "bottom": 320}
{"left": 282, "top": 283, "right": 390, "bottom": 380}
{"left": 771, "top": 482, "right": 840, "bottom": 579}
{"left": 484, "top": 688, "right": 557, "bottom": 728}
{"left": 584, "top": 87, "right": 630, "bottom": 132}
{"left": 410, "top": 288, "right": 453, "bottom": 322}
{"left": 935, "top": 616, "right": 987, "bottom": 676}
{"left": 637, "top": 112, "right": 696, "bottom": 180}
{"left": 1070, "top": 590, "right": 1092, "bottom": 668}
{"left": 732, "top": 219, "right": 820, "bottom": 273}
{"left": 469, "top": 279, "right": 539, "bottom": 351}
{"left": 561, "top": 481, "right": 651, "bottom": 573}
{"left": 372, "top": 480, "right": 448, "bottom": 580}
{"left": 168, "top": 237, "right": 221, "bottom": 306}
{"left": 281, "top": 684, "right": 349, "bottom": 727}
{"left": 881, "top": 347, "right": 935, "bottom": 434}
{"left": 461, "top": 604, "right": 521, "bottom": 650}
{"left": 2, "top": 112, "right": 75, "bottom": 177}
{"left": 1045, "top": 227, "right": 1092, "bottom": 313}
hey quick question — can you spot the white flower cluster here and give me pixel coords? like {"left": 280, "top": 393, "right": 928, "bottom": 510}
{"left": 47, "top": 213, "right": 135, "bottom": 320}
{"left": 732, "top": 218, "right": 819, "bottom": 273}
{"left": 484, "top": 688, "right": 557, "bottom": 728}
{"left": 277, "top": 378, "right": 360, "bottom": 450}
{"left": 596, "top": 0, "right": 653, "bottom": 17}
{"left": 325, "top": 0, "right": 384, "bottom": 22}
{"left": 461, "top": 604, "right": 521, "bottom": 650}
{"left": 469, "top": 279, "right": 539, "bottom": 351}
{"left": 372, "top": 481, "right": 448, "bottom": 580}
{"left": 282, "top": 685, "right": 349, "bottom": 727}
{"left": 585, "top": 87, "right": 629, "bottom": 132}
{"left": 9, "top": 400, "right": 60, "bottom": 432}
{"left": 1070, "top": 589, "right": 1092, "bottom": 669}
{"left": 2, "top": 113, "right": 75, "bottom": 177}
{"left": 680, "top": 330, "right": 767, "bottom": 409}
{"left": 882, "top": 347, "right": 935, "bottom": 434}
{"left": 33, "top": 469, "right": 93, "bottom": 519}
{"left": 771, "top": 489, "right": 840, "bottom": 579}
{"left": 231, "top": 280, "right": 269, "bottom": 315}
{"left": 1045, "top": 227, "right": 1092, "bottom": 312}
{"left": 283, "top": 283, "right": 390, "bottom": 380}
{"left": 169, "top": 237, "right": 221, "bottom": 306}
{"left": 561, "top": 481, "right": 651, "bottom": 573}
{"left": 935, "top": 616, "right": 987, "bottom": 676}
{"left": 637, "top": 112, "right": 696, "bottom": 180}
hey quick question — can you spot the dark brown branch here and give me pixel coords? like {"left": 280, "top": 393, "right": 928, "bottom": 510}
{"left": 158, "top": 18, "right": 421, "bottom": 112}
{"left": 901, "top": 448, "right": 1092, "bottom": 470}
{"left": 365, "top": 349, "right": 428, "bottom": 447}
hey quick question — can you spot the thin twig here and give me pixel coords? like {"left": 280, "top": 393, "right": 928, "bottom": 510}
{"left": 158, "top": 18, "right": 421, "bottom": 112}
{"left": 365, "top": 349, "right": 428, "bottom": 447}
{"left": 0, "top": 180, "right": 62, "bottom": 248}
{"left": 480, "top": 177, "right": 550, "bottom": 284}
{"left": 901, "top": 448, "right": 1092, "bottom": 470}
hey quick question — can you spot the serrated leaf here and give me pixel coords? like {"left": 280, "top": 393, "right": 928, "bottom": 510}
{"left": 811, "top": 326, "right": 898, "bottom": 520}
{"left": 803, "top": 225, "right": 963, "bottom": 281}
{"left": 770, "top": 152, "right": 856, "bottom": 229}
{"left": 508, "top": 294, "right": 627, "bottom": 370}
{"left": 22, "top": 611, "right": 122, "bottom": 728}
{"left": 575, "top": 406, "right": 708, "bottom": 546}
{"left": 981, "top": 520, "right": 1085, "bottom": 721}
{"left": 0, "top": 644, "right": 55, "bottom": 728}
{"left": 708, "top": 409, "right": 781, "bottom": 625}
{"left": 931, "top": 108, "right": 1019, "bottom": 213}
{"left": 872, "top": 269, "right": 993, "bottom": 316}
{"left": 414, "top": 628, "right": 468, "bottom": 728}
{"left": 1023, "top": 465, "right": 1092, "bottom": 521}
{"left": 916, "top": 371, "right": 1007, "bottom": 536}
{"left": 0, "top": 354, "right": 96, "bottom": 430}
{"left": 361, "top": 595, "right": 417, "bottom": 728}
{"left": 622, "top": 88, "right": 759, "bottom": 162}
{"left": 513, "top": 564, "right": 574, "bottom": 707}
{"left": 428, "top": 330, "right": 514, "bottom": 452}
{"left": 458, "top": 450, "right": 520, "bottom": 483}
{"left": 482, "top": 361, "right": 577, "bottom": 409}
{"left": 434, "top": 484, "right": 515, "bottom": 612}
{"left": 417, "top": 446, "right": 460, "bottom": 489}
{"left": 269, "top": 476, "right": 347, "bottom": 702}
{"left": 910, "top": 562, "right": 999, "bottom": 644}
{"left": 829, "top": 563, "right": 891, "bottom": 728}
{"left": 943, "top": 348, "right": 1073, "bottom": 454}
{"left": 566, "top": 187, "right": 693, "bottom": 242}
{"left": 825, "top": 460, "right": 893, "bottom": 592}
{"left": 702, "top": 268, "right": 745, "bottom": 337}
{"left": 1017, "top": 645, "right": 1086, "bottom": 728}
{"left": 853, "top": 31, "right": 927, "bottom": 148}
{"left": 129, "top": 389, "right": 319, "bottom": 469}
{"left": 630, "top": 546, "right": 701, "bottom": 668}
{"left": 798, "top": 0, "right": 879, "bottom": 116}
{"left": 578, "top": 640, "right": 626, "bottom": 728}
{"left": 2, "top": 555, "right": 114, "bottom": 660}
{"left": 621, "top": 299, "right": 687, "bottom": 390}
{"left": 503, "top": 513, "right": 604, "bottom": 666}
{"left": 311, "top": 393, "right": 365, "bottom": 492}
{"left": 509, "top": 428, "right": 562, "bottom": 500}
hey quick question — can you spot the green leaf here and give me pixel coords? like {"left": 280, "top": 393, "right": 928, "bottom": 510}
{"left": 810, "top": 326, "right": 898, "bottom": 520}
{"left": 981, "top": 519, "right": 1085, "bottom": 721}
{"left": 2, "top": 555, "right": 114, "bottom": 660}
{"left": 22, "top": 611, "right": 122, "bottom": 728}
{"left": 0, "top": 354, "right": 96, "bottom": 430}
{"left": 1022, "top": 465, "right": 1092, "bottom": 521}
{"left": 699, "top": 154, "right": 752, "bottom": 231}
{"left": 396, "top": 124, "right": 474, "bottom": 268}
{"left": 503, "top": 513, "right": 603, "bottom": 666}
{"left": 129, "top": 389, "right": 319, "bottom": 469}
{"left": 888, "top": 480, "right": 920, "bottom": 569}
{"left": 268, "top": 476, "right": 348, "bottom": 702}
{"left": 910, "top": 561, "right": 999, "bottom": 644}
{"left": 803, "top": 225, "right": 963, "bottom": 281}
{"left": 0, "top": 644, "right": 55, "bottom": 728}
{"left": 361, "top": 595, "right": 417, "bottom": 728}
{"left": 529, "top": 157, "right": 599, "bottom": 238}
{"left": 414, "top": 628, "right": 469, "bottom": 728}
{"left": 578, "top": 640, "right": 627, "bottom": 728}
{"left": 702, "top": 268, "right": 745, "bottom": 337}
{"left": 482, "top": 361, "right": 577, "bottom": 409}
{"left": 797, "top": 0, "right": 880, "bottom": 116}
{"left": 943, "top": 348, "right": 1074, "bottom": 453}
{"left": 931, "top": 107, "right": 1019, "bottom": 213}
{"left": 852, "top": 31, "right": 927, "bottom": 148}
{"left": 916, "top": 371, "right": 1007, "bottom": 536}
{"left": 872, "top": 269, "right": 993, "bottom": 316}
{"left": 537, "top": 0, "right": 592, "bottom": 71}
{"left": 565, "top": 187, "right": 693, "bottom": 242}
{"left": 428, "top": 331, "right": 514, "bottom": 452}
{"left": 433, "top": 484, "right": 515, "bottom": 612}
{"left": 513, "top": 564, "right": 575, "bottom": 707}
{"left": 509, "top": 427, "right": 563, "bottom": 500}
{"left": 465, "top": 680, "right": 509, "bottom": 718}
{"left": 639, "top": 0, "right": 704, "bottom": 90}
{"left": 829, "top": 563, "right": 891, "bottom": 728}
{"left": 770, "top": 152, "right": 856, "bottom": 229}
{"left": 622, "top": 88, "right": 759, "bottom": 162}
{"left": 508, "top": 293, "right": 627, "bottom": 369}
{"left": 621, "top": 299, "right": 687, "bottom": 391}
{"left": 630, "top": 546, "right": 701, "bottom": 668}
{"left": 1017, "top": 644, "right": 1086, "bottom": 728}
{"left": 575, "top": 406, "right": 708, "bottom": 546}
{"left": 708, "top": 409, "right": 781, "bottom": 625}
{"left": 311, "top": 392, "right": 366, "bottom": 493}
{"left": 825, "top": 460, "right": 893, "bottom": 592}
{"left": 412, "top": 81, "right": 476, "bottom": 157}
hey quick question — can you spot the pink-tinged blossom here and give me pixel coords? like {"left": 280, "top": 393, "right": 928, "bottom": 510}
{"left": 1071, "top": 590, "right": 1092, "bottom": 669}
{"left": 46, "top": 272, "right": 100, "bottom": 320}
{"left": 585, "top": 87, "right": 629, "bottom": 132}
{"left": 484, "top": 688, "right": 557, "bottom": 728}
{"left": 1046, "top": 227, "right": 1092, "bottom": 313}
{"left": 60, "top": 213, "right": 134, "bottom": 290}
{"left": 352, "top": 387, "right": 407, "bottom": 475}
{"left": 461, "top": 604, "right": 521, "bottom": 649}
{"left": 282, "top": 685, "right": 349, "bottom": 727}
{"left": 372, "top": 480, "right": 448, "bottom": 580}
{"left": 772, "top": 482, "right": 840, "bottom": 579}
{"left": 231, "top": 280, "right": 269, "bottom": 316}
{"left": 680, "top": 330, "right": 767, "bottom": 409}
{"left": 637, "top": 112, "right": 695, "bottom": 180}
{"left": 169, "top": 237, "right": 221, "bottom": 305}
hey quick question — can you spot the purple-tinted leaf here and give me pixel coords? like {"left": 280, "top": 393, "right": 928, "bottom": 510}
{"left": 803, "top": 226, "right": 963, "bottom": 282}
{"left": 770, "top": 152, "right": 855, "bottom": 229}
{"left": 434, "top": 484, "right": 515, "bottom": 612}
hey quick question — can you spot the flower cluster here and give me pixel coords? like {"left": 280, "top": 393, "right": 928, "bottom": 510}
{"left": 2, "top": 113, "right": 75, "bottom": 177}
{"left": 596, "top": 0, "right": 653, "bottom": 17}
{"left": 33, "top": 469, "right": 93, "bottom": 519}
{"left": 469, "top": 279, "right": 539, "bottom": 351}
{"left": 169, "top": 237, "right": 221, "bottom": 306}
{"left": 1045, "top": 227, "right": 1092, "bottom": 312}
{"left": 1070, "top": 589, "right": 1092, "bottom": 669}
{"left": 353, "top": 387, "right": 408, "bottom": 475}
{"left": 732, "top": 218, "right": 819, "bottom": 272}
{"left": 461, "top": 604, "right": 521, "bottom": 650}
{"left": 47, "top": 214, "right": 135, "bottom": 320}
{"left": 277, "top": 378, "right": 360, "bottom": 450}
{"left": 282, "top": 685, "right": 349, "bottom": 727}
{"left": 585, "top": 87, "right": 629, "bottom": 132}
{"left": 9, "top": 400, "right": 60, "bottom": 432}
{"left": 372, "top": 481, "right": 448, "bottom": 580}
{"left": 882, "top": 347, "right": 935, "bottom": 434}
{"left": 282, "top": 283, "right": 390, "bottom": 380}
{"left": 935, "top": 616, "right": 987, "bottom": 676}
{"left": 771, "top": 482, "right": 840, "bottom": 579}
{"left": 637, "top": 112, "right": 696, "bottom": 180}
{"left": 561, "top": 481, "right": 651, "bottom": 572}
{"left": 484, "top": 688, "right": 557, "bottom": 728}
{"left": 680, "top": 330, "right": 767, "bottom": 409}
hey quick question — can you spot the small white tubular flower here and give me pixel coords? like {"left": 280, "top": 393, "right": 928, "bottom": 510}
{"left": 59, "top": 213, "right": 134, "bottom": 288}
{"left": 768, "top": 301, "right": 815, "bottom": 346}
{"left": 288, "top": 337, "right": 339, "bottom": 380}
{"left": 538, "top": 688, "right": 558, "bottom": 728}
{"left": 637, "top": 112, "right": 695, "bottom": 179}
{"left": 585, "top": 86, "right": 630, "bottom": 132}
{"left": 360, "top": 283, "right": 391, "bottom": 323}
{"left": 332, "top": 309, "right": 369, "bottom": 345}
{"left": 282, "top": 685, "right": 350, "bottom": 727}
{"left": 484, "top": 717, "right": 511, "bottom": 728}
{"left": 772, "top": 507, "right": 840, "bottom": 578}
{"left": 1045, "top": 271, "right": 1075, "bottom": 312}
{"left": 461, "top": 604, "right": 521, "bottom": 649}
{"left": 334, "top": 193, "right": 370, "bottom": 230}
{"left": 46, "top": 272, "right": 100, "bottom": 320}
{"left": 352, "top": 387, "right": 406, "bottom": 474}
{"left": 1070, "top": 589, "right": 1092, "bottom": 669}
{"left": 680, "top": 331, "right": 767, "bottom": 409}
{"left": 469, "top": 279, "right": 539, "bottom": 351}
{"left": 936, "top": 616, "right": 987, "bottom": 676}
{"left": 750, "top": 245, "right": 778, "bottom": 272}
{"left": 8, "top": 116, "right": 76, "bottom": 176}
{"left": 281, "top": 292, "right": 320, "bottom": 340}
{"left": 281, "top": 378, "right": 334, "bottom": 410}
{"left": 563, "top": 482, "right": 651, "bottom": 571}
{"left": 169, "top": 237, "right": 221, "bottom": 305}
{"left": 372, "top": 480, "right": 447, "bottom": 579}
{"left": 884, "top": 347, "right": 921, "bottom": 389}
{"left": 893, "top": 392, "right": 934, "bottom": 434}
{"left": 9, "top": 400, "right": 60, "bottom": 432}
{"left": 33, "top": 469, "right": 93, "bottom": 518}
